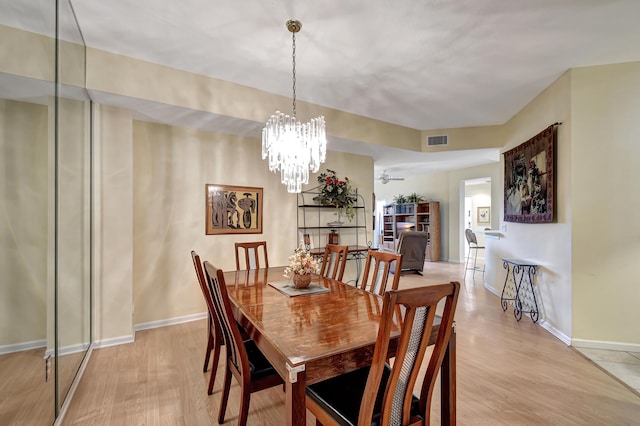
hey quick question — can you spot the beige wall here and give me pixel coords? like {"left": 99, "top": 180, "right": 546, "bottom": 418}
{"left": 377, "top": 64, "right": 640, "bottom": 348}
{"left": 377, "top": 73, "right": 572, "bottom": 337}
{"left": 93, "top": 105, "right": 135, "bottom": 343}
{"left": 0, "top": 24, "right": 54, "bottom": 82}
{"left": 571, "top": 62, "right": 640, "bottom": 345}
{"left": 86, "top": 47, "right": 421, "bottom": 151}
{"left": 129, "top": 120, "right": 374, "bottom": 326}
{"left": 493, "top": 72, "right": 573, "bottom": 338}
{"left": 4, "top": 25, "right": 638, "bottom": 350}
{"left": 56, "top": 97, "right": 91, "bottom": 350}
{"left": 0, "top": 99, "right": 48, "bottom": 347}
{"left": 402, "top": 73, "right": 573, "bottom": 338}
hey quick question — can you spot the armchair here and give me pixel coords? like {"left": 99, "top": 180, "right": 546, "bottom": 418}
{"left": 390, "top": 231, "right": 429, "bottom": 275}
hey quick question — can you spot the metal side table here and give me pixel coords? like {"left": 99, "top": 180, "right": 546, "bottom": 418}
{"left": 500, "top": 258, "right": 540, "bottom": 323}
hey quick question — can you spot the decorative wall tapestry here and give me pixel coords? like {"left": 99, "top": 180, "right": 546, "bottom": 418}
{"left": 206, "top": 184, "right": 263, "bottom": 234}
{"left": 503, "top": 124, "right": 557, "bottom": 223}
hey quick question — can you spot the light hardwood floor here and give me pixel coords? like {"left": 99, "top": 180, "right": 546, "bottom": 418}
{"left": 60, "top": 262, "right": 640, "bottom": 425}
{"left": 0, "top": 348, "right": 86, "bottom": 426}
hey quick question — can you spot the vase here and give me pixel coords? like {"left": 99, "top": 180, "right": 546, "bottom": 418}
{"left": 292, "top": 273, "right": 312, "bottom": 289}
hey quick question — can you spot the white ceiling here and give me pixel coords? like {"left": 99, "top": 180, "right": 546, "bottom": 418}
{"left": 3, "top": 0, "right": 640, "bottom": 177}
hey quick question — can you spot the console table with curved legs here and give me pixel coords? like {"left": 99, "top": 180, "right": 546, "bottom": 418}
{"left": 500, "top": 258, "right": 540, "bottom": 323}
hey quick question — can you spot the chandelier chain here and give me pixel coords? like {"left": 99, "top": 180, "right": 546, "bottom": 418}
{"left": 262, "top": 19, "right": 326, "bottom": 193}
{"left": 291, "top": 30, "right": 296, "bottom": 117}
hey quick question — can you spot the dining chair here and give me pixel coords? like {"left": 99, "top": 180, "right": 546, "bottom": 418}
{"left": 464, "top": 229, "right": 485, "bottom": 279}
{"left": 203, "top": 261, "right": 284, "bottom": 426}
{"left": 191, "top": 250, "right": 223, "bottom": 394}
{"left": 359, "top": 250, "right": 403, "bottom": 296}
{"left": 306, "top": 281, "right": 460, "bottom": 426}
{"left": 320, "top": 244, "right": 349, "bottom": 282}
{"left": 235, "top": 241, "right": 269, "bottom": 270}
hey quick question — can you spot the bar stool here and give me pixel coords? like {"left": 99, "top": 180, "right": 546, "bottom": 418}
{"left": 464, "top": 229, "right": 485, "bottom": 278}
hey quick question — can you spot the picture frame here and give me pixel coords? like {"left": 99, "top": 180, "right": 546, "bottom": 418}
{"left": 477, "top": 206, "right": 490, "bottom": 224}
{"left": 205, "top": 184, "right": 263, "bottom": 235}
{"left": 504, "top": 125, "right": 556, "bottom": 223}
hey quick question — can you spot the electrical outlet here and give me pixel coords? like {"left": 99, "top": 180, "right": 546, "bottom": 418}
{"left": 500, "top": 223, "right": 507, "bottom": 232}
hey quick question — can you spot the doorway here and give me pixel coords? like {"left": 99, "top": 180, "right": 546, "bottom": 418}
{"left": 462, "top": 178, "right": 491, "bottom": 262}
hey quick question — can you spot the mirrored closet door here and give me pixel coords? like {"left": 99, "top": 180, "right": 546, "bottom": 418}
{"left": 0, "top": 0, "right": 92, "bottom": 423}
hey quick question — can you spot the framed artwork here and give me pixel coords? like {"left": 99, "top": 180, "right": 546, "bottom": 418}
{"left": 477, "top": 206, "right": 490, "bottom": 224}
{"left": 205, "top": 184, "right": 263, "bottom": 235}
{"left": 504, "top": 125, "right": 556, "bottom": 223}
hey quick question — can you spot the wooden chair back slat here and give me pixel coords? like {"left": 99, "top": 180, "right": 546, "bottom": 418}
{"left": 320, "top": 244, "right": 349, "bottom": 282}
{"left": 235, "top": 241, "right": 269, "bottom": 270}
{"left": 359, "top": 250, "right": 403, "bottom": 295}
{"left": 360, "top": 282, "right": 460, "bottom": 425}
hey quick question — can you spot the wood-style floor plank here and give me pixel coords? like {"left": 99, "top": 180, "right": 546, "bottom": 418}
{"left": 0, "top": 348, "right": 86, "bottom": 425}
{"left": 57, "top": 262, "right": 640, "bottom": 425}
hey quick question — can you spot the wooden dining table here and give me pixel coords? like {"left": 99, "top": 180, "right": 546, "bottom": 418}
{"left": 223, "top": 266, "right": 456, "bottom": 426}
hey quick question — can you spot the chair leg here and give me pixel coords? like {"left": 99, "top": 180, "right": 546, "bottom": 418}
{"left": 473, "top": 248, "right": 478, "bottom": 274}
{"left": 203, "top": 332, "right": 213, "bottom": 372}
{"left": 203, "top": 315, "right": 213, "bottom": 372}
{"left": 464, "top": 250, "right": 471, "bottom": 278}
{"left": 218, "top": 366, "right": 232, "bottom": 424}
{"left": 237, "top": 385, "right": 251, "bottom": 426}
{"left": 207, "top": 337, "right": 222, "bottom": 395}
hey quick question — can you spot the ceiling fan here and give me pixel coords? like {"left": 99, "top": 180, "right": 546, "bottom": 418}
{"left": 378, "top": 170, "right": 405, "bottom": 184}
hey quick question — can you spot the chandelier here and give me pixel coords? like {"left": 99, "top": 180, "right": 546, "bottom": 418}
{"left": 262, "top": 19, "right": 326, "bottom": 193}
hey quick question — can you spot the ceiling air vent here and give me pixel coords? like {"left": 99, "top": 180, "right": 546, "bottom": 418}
{"left": 426, "top": 135, "right": 448, "bottom": 147}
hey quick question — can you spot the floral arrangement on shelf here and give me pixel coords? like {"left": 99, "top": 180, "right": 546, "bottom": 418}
{"left": 313, "top": 169, "right": 356, "bottom": 221}
{"left": 284, "top": 246, "right": 320, "bottom": 278}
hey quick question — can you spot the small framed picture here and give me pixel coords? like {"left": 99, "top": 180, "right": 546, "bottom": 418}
{"left": 477, "top": 206, "right": 490, "bottom": 224}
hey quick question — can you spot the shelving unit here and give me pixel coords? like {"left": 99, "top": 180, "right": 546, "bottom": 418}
{"left": 382, "top": 201, "right": 440, "bottom": 261}
{"left": 297, "top": 189, "right": 372, "bottom": 283}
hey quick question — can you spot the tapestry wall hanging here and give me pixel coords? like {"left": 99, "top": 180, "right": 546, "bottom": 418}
{"left": 504, "top": 125, "right": 556, "bottom": 223}
{"left": 206, "top": 184, "right": 263, "bottom": 234}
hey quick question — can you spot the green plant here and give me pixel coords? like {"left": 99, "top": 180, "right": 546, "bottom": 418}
{"left": 407, "top": 192, "right": 425, "bottom": 203}
{"left": 313, "top": 169, "right": 356, "bottom": 221}
{"left": 393, "top": 194, "right": 407, "bottom": 204}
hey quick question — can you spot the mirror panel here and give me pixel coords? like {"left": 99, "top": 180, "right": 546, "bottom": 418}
{"left": 0, "top": 0, "right": 92, "bottom": 423}
{"left": 55, "top": 0, "right": 92, "bottom": 411}
{"left": 0, "top": 1, "right": 56, "bottom": 424}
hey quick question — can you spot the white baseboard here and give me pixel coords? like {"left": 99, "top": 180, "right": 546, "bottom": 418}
{"left": 92, "top": 313, "right": 206, "bottom": 349}
{"left": 0, "top": 339, "right": 46, "bottom": 355}
{"left": 572, "top": 338, "right": 640, "bottom": 353}
{"left": 45, "top": 342, "right": 91, "bottom": 358}
{"left": 94, "top": 334, "right": 135, "bottom": 349}
{"left": 483, "top": 282, "right": 571, "bottom": 346}
{"left": 133, "top": 312, "right": 207, "bottom": 332}
{"left": 483, "top": 282, "right": 500, "bottom": 297}
{"left": 539, "top": 321, "right": 571, "bottom": 345}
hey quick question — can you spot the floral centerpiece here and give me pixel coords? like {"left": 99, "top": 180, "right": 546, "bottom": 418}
{"left": 313, "top": 169, "right": 356, "bottom": 222}
{"left": 284, "top": 246, "right": 320, "bottom": 289}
